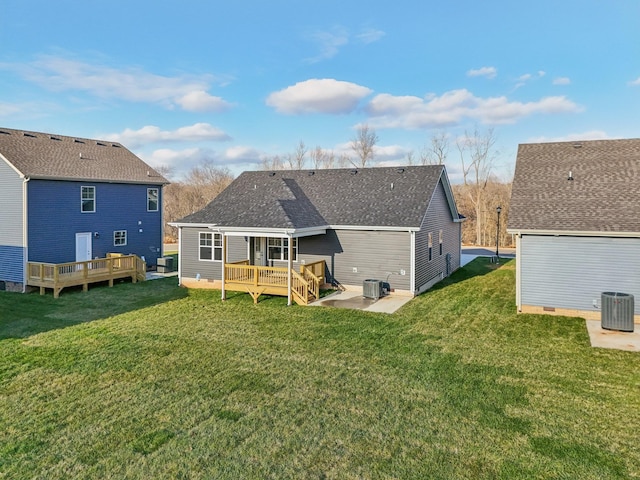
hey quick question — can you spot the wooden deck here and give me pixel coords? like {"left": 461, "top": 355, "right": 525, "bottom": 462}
{"left": 27, "top": 254, "right": 147, "bottom": 298}
{"left": 224, "top": 260, "right": 326, "bottom": 305}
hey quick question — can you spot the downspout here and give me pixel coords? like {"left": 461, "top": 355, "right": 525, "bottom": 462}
{"left": 221, "top": 232, "right": 226, "bottom": 301}
{"left": 177, "top": 227, "right": 183, "bottom": 286}
{"left": 515, "top": 233, "right": 522, "bottom": 311}
{"left": 287, "top": 233, "right": 292, "bottom": 306}
{"left": 22, "top": 176, "right": 29, "bottom": 293}
{"left": 410, "top": 230, "right": 416, "bottom": 295}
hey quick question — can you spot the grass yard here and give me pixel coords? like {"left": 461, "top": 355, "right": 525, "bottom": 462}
{"left": 1, "top": 259, "right": 639, "bottom": 479}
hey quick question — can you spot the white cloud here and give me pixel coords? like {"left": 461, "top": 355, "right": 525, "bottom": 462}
{"left": 7, "top": 56, "right": 232, "bottom": 112}
{"left": 0, "top": 102, "right": 22, "bottom": 117}
{"left": 553, "top": 77, "right": 571, "bottom": 85}
{"left": 305, "top": 27, "right": 349, "bottom": 63}
{"left": 304, "top": 25, "right": 385, "bottom": 63}
{"left": 467, "top": 67, "right": 497, "bottom": 79}
{"left": 142, "top": 145, "right": 262, "bottom": 180}
{"left": 527, "top": 130, "right": 610, "bottom": 143}
{"left": 266, "top": 78, "right": 372, "bottom": 114}
{"left": 175, "top": 90, "right": 232, "bottom": 112}
{"left": 356, "top": 28, "right": 386, "bottom": 44}
{"left": 104, "top": 123, "right": 231, "bottom": 149}
{"left": 628, "top": 77, "right": 640, "bottom": 86}
{"left": 365, "top": 89, "right": 582, "bottom": 129}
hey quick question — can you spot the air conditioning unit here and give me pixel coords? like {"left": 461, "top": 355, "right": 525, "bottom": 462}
{"left": 363, "top": 279, "right": 383, "bottom": 300}
{"left": 601, "top": 292, "right": 634, "bottom": 332}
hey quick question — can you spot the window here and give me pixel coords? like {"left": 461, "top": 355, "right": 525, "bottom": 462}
{"left": 267, "top": 237, "right": 297, "bottom": 262}
{"left": 439, "top": 229, "right": 443, "bottom": 256}
{"left": 199, "top": 232, "right": 222, "bottom": 261}
{"left": 114, "top": 230, "right": 127, "bottom": 246}
{"left": 428, "top": 232, "right": 433, "bottom": 262}
{"left": 81, "top": 186, "right": 95, "bottom": 213}
{"left": 147, "top": 188, "right": 159, "bottom": 212}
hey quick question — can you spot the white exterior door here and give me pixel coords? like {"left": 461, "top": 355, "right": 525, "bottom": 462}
{"left": 75, "top": 232, "right": 92, "bottom": 262}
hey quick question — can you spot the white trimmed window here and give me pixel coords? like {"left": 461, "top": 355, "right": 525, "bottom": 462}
{"left": 147, "top": 188, "right": 159, "bottom": 212}
{"left": 81, "top": 186, "right": 95, "bottom": 213}
{"left": 267, "top": 237, "right": 297, "bottom": 262}
{"left": 199, "top": 232, "right": 222, "bottom": 261}
{"left": 439, "top": 229, "right": 443, "bottom": 256}
{"left": 114, "top": 230, "right": 127, "bottom": 246}
{"left": 428, "top": 232, "right": 433, "bottom": 262}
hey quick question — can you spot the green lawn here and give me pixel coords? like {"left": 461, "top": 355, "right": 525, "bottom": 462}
{"left": 1, "top": 259, "right": 639, "bottom": 479}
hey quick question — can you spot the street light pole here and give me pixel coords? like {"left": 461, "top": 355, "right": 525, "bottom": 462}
{"left": 496, "top": 206, "right": 502, "bottom": 261}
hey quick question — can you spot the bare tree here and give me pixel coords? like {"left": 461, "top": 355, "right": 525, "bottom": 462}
{"left": 291, "top": 140, "right": 307, "bottom": 170}
{"left": 456, "top": 127, "right": 498, "bottom": 245}
{"left": 163, "top": 162, "right": 234, "bottom": 242}
{"left": 260, "top": 154, "right": 284, "bottom": 171}
{"left": 350, "top": 124, "right": 378, "bottom": 168}
{"left": 406, "top": 150, "right": 415, "bottom": 165}
{"left": 420, "top": 131, "right": 449, "bottom": 165}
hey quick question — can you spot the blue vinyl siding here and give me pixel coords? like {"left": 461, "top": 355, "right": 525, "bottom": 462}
{"left": 0, "top": 245, "right": 25, "bottom": 283}
{"left": 28, "top": 180, "right": 164, "bottom": 265}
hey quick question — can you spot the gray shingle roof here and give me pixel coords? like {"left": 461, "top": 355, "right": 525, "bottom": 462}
{"left": 180, "top": 165, "right": 453, "bottom": 229}
{"left": 508, "top": 138, "right": 640, "bottom": 233}
{"left": 0, "top": 127, "right": 168, "bottom": 184}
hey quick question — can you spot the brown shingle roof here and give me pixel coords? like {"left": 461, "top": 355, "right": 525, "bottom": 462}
{"left": 0, "top": 127, "right": 168, "bottom": 184}
{"left": 507, "top": 138, "right": 640, "bottom": 233}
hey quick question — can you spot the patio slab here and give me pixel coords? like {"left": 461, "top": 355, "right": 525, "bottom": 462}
{"left": 310, "top": 289, "right": 413, "bottom": 314}
{"left": 585, "top": 320, "right": 640, "bottom": 352}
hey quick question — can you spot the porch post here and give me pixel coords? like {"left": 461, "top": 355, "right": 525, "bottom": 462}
{"left": 221, "top": 232, "right": 226, "bottom": 301}
{"left": 287, "top": 234, "right": 292, "bottom": 306}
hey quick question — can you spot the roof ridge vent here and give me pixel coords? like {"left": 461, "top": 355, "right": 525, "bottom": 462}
{"left": 50, "top": 136, "right": 61, "bottom": 141}
{"left": 23, "top": 132, "right": 37, "bottom": 138}
{"left": 0, "top": 130, "right": 10, "bottom": 135}
{"left": 269, "top": 171, "right": 276, "bottom": 177}
{"left": 96, "top": 141, "right": 107, "bottom": 146}
{"left": 350, "top": 169, "right": 358, "bottom": 175}
{"left": 74, "top": 139, "right": 85, "bottom": 144}
{"left": 573, "top": 143, "right": 583, "bottom": 148}
{"left": 396, "top": 167, "right": 405, "bottom": 173}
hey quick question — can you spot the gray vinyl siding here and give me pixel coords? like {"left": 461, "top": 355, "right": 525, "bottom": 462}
{"left": 415, "top": 180, "right": 461, "bottom": 293}
{"left": 179, "top": 227, "right": 248, "bottom": 280}
{"left": 521, "top": 235, "right": 640, "bottom": 314}
{"left": 0, "top": 158, "right": 24, "bottom": 247}
{"left": 299, "top": 229, "right": 411, "bottom": 291}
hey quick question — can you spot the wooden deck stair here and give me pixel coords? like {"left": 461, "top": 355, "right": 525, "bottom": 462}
{"left": 224, "top": 260, "right": 326, "bottom": 305}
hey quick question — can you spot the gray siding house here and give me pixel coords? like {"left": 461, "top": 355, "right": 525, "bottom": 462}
{"left": 172, "top": 166, "right": 463, "bottom": 302}
{"left": 507, "top": 139, "right": 640, "bottom": 322}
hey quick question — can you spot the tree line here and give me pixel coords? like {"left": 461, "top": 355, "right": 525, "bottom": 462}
{"left": 161, "top": 125, "right": 513, "bottom": 247}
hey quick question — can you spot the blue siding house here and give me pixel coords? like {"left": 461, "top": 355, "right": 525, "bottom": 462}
{"left": 0, "top": 127, "right": 169, "bottom": 292}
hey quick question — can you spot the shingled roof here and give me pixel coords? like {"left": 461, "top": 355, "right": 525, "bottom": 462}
{"left": 0, "top": 127, "right": 168, "bottom": 184}
{"left": 179, "top": 165, "right": 457, "bottom": 230}
{"left": 508, "top": 138, "right": 640, "bottom": 234}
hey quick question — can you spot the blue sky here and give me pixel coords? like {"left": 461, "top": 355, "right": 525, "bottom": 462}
{"left": 1, "top": 1, "right": 638, "bottom": 181}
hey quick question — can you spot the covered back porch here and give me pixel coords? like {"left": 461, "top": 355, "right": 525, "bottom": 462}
{"left": 217, "top": 228, "right": 328, "bottom": 305}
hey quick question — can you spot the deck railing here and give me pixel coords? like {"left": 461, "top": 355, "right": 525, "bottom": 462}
{"left": 223, "top": 260, "right": 326, "bottom": 305}
{"left": 27, "top": 254, "right": 146, "bottom": 298}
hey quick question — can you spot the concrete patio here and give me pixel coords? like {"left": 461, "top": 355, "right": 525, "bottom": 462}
{"left": 585, "top": 320, "right": 640, "bottom": 352}
{"left": 310, "top": 289, "right": 413, "bottom": 314}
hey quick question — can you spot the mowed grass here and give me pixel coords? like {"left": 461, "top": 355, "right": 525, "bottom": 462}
{"left": 1, "top": 260, "right": 639, "bottom": 479}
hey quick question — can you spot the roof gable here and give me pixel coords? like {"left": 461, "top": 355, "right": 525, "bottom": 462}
{"left": 180, "top": 165, "right": 458, "bottom": 230}
{"left": 508, "top": 138, "right": 640, "bottom": 233}
{"left": 0, "top": 127, "right": 168, "bottom": 184}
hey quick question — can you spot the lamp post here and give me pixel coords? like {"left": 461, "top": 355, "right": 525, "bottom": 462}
{"left": 496, "top": 206, "right": 502, "bottom": 261}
